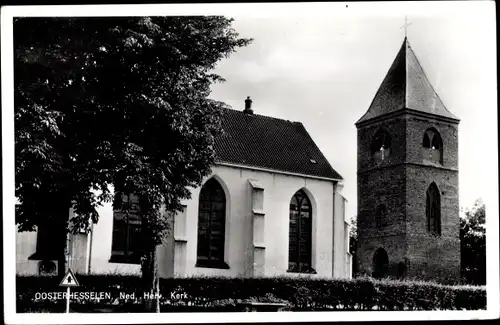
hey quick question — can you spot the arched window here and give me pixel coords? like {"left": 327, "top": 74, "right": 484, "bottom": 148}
{"left": 196, "top": 178, "right": 227, "bottom": 268}
{"left": 372, "top": 247, "right": 389, "bottom": 279}
{"left": 375, "top": 204, "right": 387, "bottom": 228}
{"left": 111, "top": 193, "right": 143, "bottom": 264}
{"left": 288, "top": 190, "right": 315, "bottom": 273}
{"left": 422, "top": 128, "right": 443, "bottom": 164}
{"left": 423, "top": 132, "right": 431, "bottom": 148}
{"left": 426, "top": 182, "right": 441, "bottom": 236}
{"left": 371, "top": 129, "right": 392, "bottom": 161}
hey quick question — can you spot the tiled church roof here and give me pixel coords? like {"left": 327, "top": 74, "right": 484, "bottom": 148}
{"left": 214, "top": 107, "right": 343, "bottom": 180}
{"left": 356, "top": 37, "right": 459, "bottom": 125}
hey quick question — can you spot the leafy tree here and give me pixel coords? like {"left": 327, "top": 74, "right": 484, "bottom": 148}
{"left": 349, "top": 216, "right": 358, "bottom": 277}
{"left": 15, "top": 17, "right": 251, "bottom": 310}
{"left": 460, "top": 199, "right": 486, "bottom": 285}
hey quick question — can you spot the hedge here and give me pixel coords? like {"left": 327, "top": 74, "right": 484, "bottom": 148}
{"left": 16, "top": 274, "right": 486, "bottom": 313}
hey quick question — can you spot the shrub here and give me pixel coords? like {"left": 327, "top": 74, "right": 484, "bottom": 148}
{"left": 16, "top": 274, "right": 486, "bottom": 313}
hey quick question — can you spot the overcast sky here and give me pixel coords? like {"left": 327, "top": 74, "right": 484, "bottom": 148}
{"left": 208, "top": 2, "right": 497, "bottom": 220}
{"left": 1, "top": 5, "right": 497, "bottom": 321}
{"left": 1, "top": 2, "right": 496, "bottom": 221}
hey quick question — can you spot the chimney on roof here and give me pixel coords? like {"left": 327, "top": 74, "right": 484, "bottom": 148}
{"left": 244, "top": 96, "right": 253, "bottom": 114}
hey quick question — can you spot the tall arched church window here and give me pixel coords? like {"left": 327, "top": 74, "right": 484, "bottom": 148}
{"left": 426, "top": 182, "right": 441, "bottom": 236}
{"left": 110, "top": 193, "right": 143, "bottom": 264}
{"left": 371, "top": 129, "right": 392, "bottom": 162}
{"left": 288, "top": 190, "right": 315, "bottom": 273}
{"left": 196, "top": 178, "right": 228, "bottom": 268}
{"left": 422, "top": 128, "right": 443, "bottom": 164}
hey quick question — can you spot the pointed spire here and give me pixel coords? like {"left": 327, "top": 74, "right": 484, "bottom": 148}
{"left": 356, "top": 38, "right": 459, "bottom": 125}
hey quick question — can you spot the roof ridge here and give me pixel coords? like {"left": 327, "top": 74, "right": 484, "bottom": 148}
{"left": 225, "top": 107, "right": 300, "bottom": 124}
{"left": 294, "top": 122, "right": 340, "bottom": 171}
{"left": 404, "top": 38, "right": 409, "bottom": 109}
{"left": 356, "top": 40, "right": 407, "bottom": 125}
{"left": 404, "top": 40, "right": 458, "bottom": 119}
{"left": 216, "top": 106, "right": 343, "bottom": 180}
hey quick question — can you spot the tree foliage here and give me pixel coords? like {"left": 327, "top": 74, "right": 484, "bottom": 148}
{"left": 14, "top": 16, "right": 251, "bottom": 306}
{"left": 349, "top": 216, "right": 358, "bottom": 277}
{"left": 460, "top": 199, "right": 486, "bottom": 285}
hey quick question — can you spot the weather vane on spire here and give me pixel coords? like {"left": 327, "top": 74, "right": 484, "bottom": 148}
{"left": 400, "top": 16, "right": 412, "bottom": 38}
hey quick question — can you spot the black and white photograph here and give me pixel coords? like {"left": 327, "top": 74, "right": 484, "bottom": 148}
{"left": 2, "top": 2, "right": 498, "bottom": 323}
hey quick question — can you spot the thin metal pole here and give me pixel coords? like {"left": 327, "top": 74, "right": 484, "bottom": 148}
{"left": 88, "top": 222, "right": 94, "bottom": 273}
{"left": 66, "top": 287, "right": 70, "bottom": 313}
{"left": 156, "top": 276, "right": 160, "bottom": 313}
{"left": 404, "top": 16, "right": 407, "bottom": 38}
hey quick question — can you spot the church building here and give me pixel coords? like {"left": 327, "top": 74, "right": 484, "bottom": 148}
{"left": 355, "top": 37, "right": 460, "bottom": 284}
{"left": 16, "top": 98, "right": 352, "bottom": 279}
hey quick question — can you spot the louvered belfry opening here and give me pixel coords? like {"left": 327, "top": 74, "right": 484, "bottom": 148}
{"left": 371, "top": 128, "right": 392, "bottom": 161}
{"left": 422, "top": 128, "right": 444, "bottom": 164}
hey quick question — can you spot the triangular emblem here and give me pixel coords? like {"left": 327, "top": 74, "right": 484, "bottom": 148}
{"left": 59, "top": 268, "right": 80, "bottom": 287}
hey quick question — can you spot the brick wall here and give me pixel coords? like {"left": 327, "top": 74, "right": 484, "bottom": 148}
{"left": 357, "top": 160, "right": 408, "bottom": 278}
{"left": 356, "top": 112, "right": 460, "bottom": 284}
{"left": 405, "top": 116, "right": 459, "bottom": 169}
{"left": 404, "top": 115, "right": 460, "bottom": 283}
{"left": 357, "top": 117, "right": 407, "bottom": 172}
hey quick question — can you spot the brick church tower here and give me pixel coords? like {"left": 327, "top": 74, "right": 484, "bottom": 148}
{"left": 355, "top": 37, "right": 460, "bottom": 284}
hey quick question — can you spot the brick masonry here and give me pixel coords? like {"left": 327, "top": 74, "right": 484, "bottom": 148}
{"left": 356, "top": 113, "right": 460, "bottom": 284}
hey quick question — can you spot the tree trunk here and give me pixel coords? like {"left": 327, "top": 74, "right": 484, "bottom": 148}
{"left": 56, "top": 200, "right": 71, "bottom": 278}
{"left": 57, "top": 229, "right": 69, "bottom": 278}
{"left": 142, "top": 246, "right": 160, "bottom": 312}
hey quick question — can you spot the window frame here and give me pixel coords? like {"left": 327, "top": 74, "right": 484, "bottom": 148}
{"left": 371, "top": 128, "right": 392, "bottom": 161}
{"left": 287, "top": 190, "right": 316, "bottom": 274}
{"left": 372, "top": 247, "right": 389, "bottom": 279}
{"left": 426, "top": 183, "right": 442, "bottom": 236}
{"left": 195, "top": 178, "right": 229, "bottom": 269}
{"left": 110, "top": 193, "right": 143, "bottom": 264}
{"left": 422, "top": 128, "right": 444, "bottom": 164}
